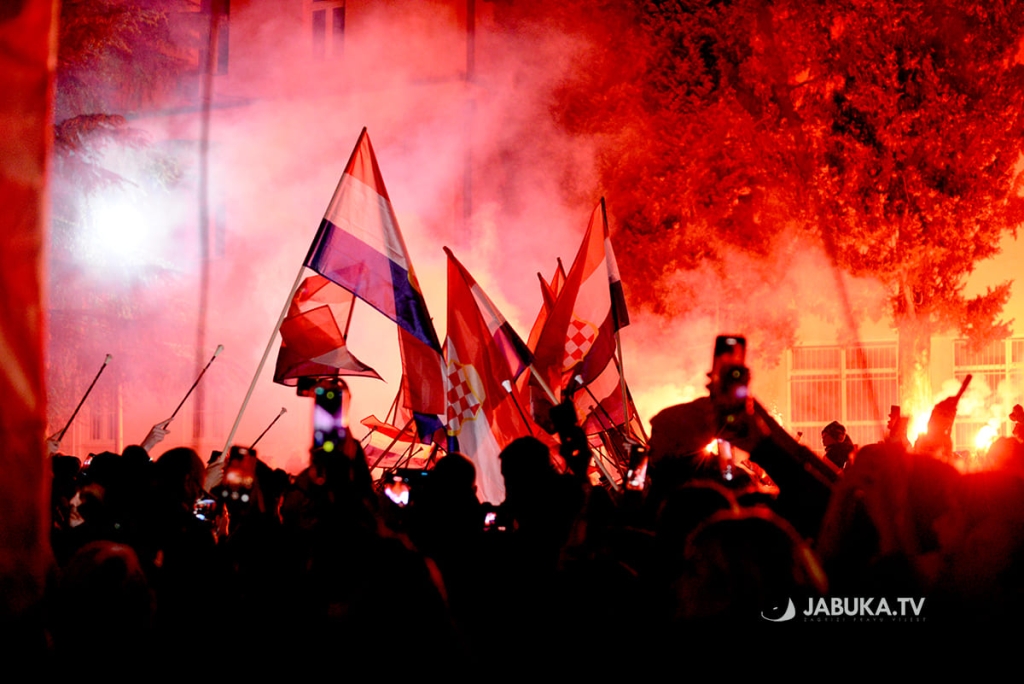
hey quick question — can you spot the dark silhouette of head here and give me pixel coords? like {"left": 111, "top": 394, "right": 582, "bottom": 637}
{"left": 154, "top": 447, "right": 206, "bottom": 508}
{"left": 499, "top": 436, "right": 554, "bottom": 503}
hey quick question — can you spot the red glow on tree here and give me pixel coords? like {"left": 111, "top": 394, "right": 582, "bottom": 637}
{"left": 514, "top": 0, "right": 1024, "bottom": 411}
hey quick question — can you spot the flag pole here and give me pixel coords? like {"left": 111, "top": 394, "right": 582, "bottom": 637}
{"left": 612, "top": 354, "right": 647, "bottom": 443}
{"left": 360, "top": 426, "right": 378, "bottom": 447}
{"left": 369, "top": 417, "right": 416, "bottom": 471}
{"left": 342, "top": 290, "right": 356, "bottom": 339}
{"left": 578, "top": 377, "right": 628, "bottom": 442}
{"left": 169, "top": 345, "right": 224, "bottom": 422}
{"left": 600, "top": 196, "right": 633, "bottom": 446}
{"left": 56, "top": 354, "right": 113, "bottom": 442}
{"left": 591, "top": 445, "right": 620, "bottom": 492}
{"left": 385, "top": 386, "right": 401, "bottom": 426}
{"left": 528, "top": 363, "right": 558, "bottom": 405}
{"left": 206, "top": 265, "right": 305, "bottom": 490}
{"left": 502, "top": 380, "right": 533, "bottom": 436}
{"left": 392, "top": 440, "right": 418, "bottom": 471}
{"left": 613, "top": 330, "right": 632, "bottom": 443}
{"left": 249, "top": 407, "right": 287, "bottom": 449}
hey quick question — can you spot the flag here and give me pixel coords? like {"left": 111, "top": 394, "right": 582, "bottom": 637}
{"left": 273, "top": 275, "right": 381, "bottom": 385}
{"left": 572, "top": 359, "right": 645, "bottom": 442}
{"left": 393, "top": 376, "right": 446, "bottom": 445}
{"left": 521, "top": 260, "right": 568, "bottom": 430}
{"left": 360, "top": 415, "right": 436, "bottom": 472}
{"left": 444, "top": 249, "right": 540, "bottom": 503}
{"left": 533, "top": 199, "right": 630, "bottom": 399}
{"left": 304, "top": 128, "right": 445, "bottom": 415}
{"left": 527, "top": 259, "right": 568, "bottom": 353}
{"left": 549, "top": 257, "right": 568, "bottom": 302}
{"left": 444, "top": 247, "right": 533, "bottom": 379}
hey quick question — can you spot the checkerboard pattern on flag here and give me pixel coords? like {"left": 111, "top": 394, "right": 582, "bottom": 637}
{"left": 563, "top": 317, "right": 598, "bottom": 370}
{"left": 447, "top": 362, "right": 484, "bottom": 434}
{"left": 304, "top": 128, "right": 445, "bottom": 420}
{"left": 533, "top": 199, "right": 630, "bottom": 399}
{"left": 445, "top": 249, "right": 540, "bottom": 503}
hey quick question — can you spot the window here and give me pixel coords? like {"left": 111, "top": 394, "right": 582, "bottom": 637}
{"left": 190, "top": 388, "right": 223, "bottom": 442}
{"left": 311, "top": 1, "right": 345, "bottom": 58}
{"left": 788, "top": 344, "right": 897, "bottom": 451}
{"left": 952, "top": 338, "right": 1024, "bottom": 451}
{"left": 86, "top": 384, "right": 119, "bottom": 445}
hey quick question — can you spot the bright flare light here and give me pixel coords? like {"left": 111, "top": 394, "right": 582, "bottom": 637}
{"left": 90, "top": 198, "right": 149, "bottom": 261}
{"left": 974, "top": 420, "right": 1000, "bottom": 452}
{"left": 908, "top": 411, "right": 930, "bottom": 445}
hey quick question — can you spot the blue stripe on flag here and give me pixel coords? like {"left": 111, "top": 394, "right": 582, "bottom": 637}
{"left": 306, "top": 219, "right": 440, "bottom": 351}
{"left": 390, "top": 258, "right": 442, "bottom": 352}
{"left": 413, "top": 412, "right": 444, "bottom": 445}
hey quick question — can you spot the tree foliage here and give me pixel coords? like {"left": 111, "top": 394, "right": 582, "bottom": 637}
{"left": 56, "top": 0, "right": 191, "bottom": 121}
{"left": 509, "top": 0, "right": 1024, "bottom": 366}
{"left": 48, "top": 0, "right": 197, "bottom": 430}
{"left": 51, "top": 0, "right": 195, "bottom": 241}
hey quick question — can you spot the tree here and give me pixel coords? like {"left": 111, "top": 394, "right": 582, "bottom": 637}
{"left": 515, "top": 0, "right": 1024, "bottom": 415}
{"left": 48, "top": 0, "right": 196, "bottom": 433}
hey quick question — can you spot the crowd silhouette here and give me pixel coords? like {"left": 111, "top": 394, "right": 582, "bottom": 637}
{"left": 26, "top": 354, "right": 1024, "bottom": 670}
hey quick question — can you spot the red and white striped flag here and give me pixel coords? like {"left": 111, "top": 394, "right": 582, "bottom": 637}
{"left": 444, "top": 249, "right": 540, "bottom": 503}
{"left": 533, "top": 199, "right": 630, "bottom": 399}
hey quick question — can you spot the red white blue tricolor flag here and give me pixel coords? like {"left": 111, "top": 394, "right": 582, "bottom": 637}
{"left": 304, "top": 128, "right": 446, "bottom": 417}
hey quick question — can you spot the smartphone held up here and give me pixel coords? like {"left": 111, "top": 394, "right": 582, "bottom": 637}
{"left": 709, "top": 335, "right": 752, "bottom": 431}
{"left": 306, "top": 378, "right": 351, "bottom": 455}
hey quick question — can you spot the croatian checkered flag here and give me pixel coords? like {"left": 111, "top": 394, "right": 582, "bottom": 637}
{"left": 444, "top": 249, "right": 540, "bottom": 503}
{"left": 532, "top": 199, "right": 630, "bottom": 399}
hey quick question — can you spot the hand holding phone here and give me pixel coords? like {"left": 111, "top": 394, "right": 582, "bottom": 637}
{"left": 312, "top": 380, "right": 350, "bottom": 454}
{"left": 220, "top": 446, "right": 258, "bottom": 503}
{"left": 625, "top": 444, "right": 649, "bottom": 491}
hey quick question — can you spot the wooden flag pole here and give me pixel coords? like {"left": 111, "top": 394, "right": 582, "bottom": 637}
{"left": 207, "top": 265, "right": 305, "bottom": 491}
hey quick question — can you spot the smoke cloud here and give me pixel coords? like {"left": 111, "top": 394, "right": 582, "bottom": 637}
{"left": 48, "top": 2, "right": 909, "bottom": 472}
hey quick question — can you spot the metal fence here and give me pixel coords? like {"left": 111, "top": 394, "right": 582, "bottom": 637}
{"left": 788, "top": 338, "right": 1024, "bottom": 454}
{"left": 788, "top": 343, "right": 897, "bottom": 453}
{"left": 952, "top": 339, "right": 1024, "bottom": 451}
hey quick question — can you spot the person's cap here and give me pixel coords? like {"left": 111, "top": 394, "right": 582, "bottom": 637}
{"left": 822, "top": 421, "right": 846, "bottom": 440}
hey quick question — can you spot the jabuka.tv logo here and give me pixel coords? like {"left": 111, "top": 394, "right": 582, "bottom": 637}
{"left": 761, "top": 597, "right": 927, "bottom": 622}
